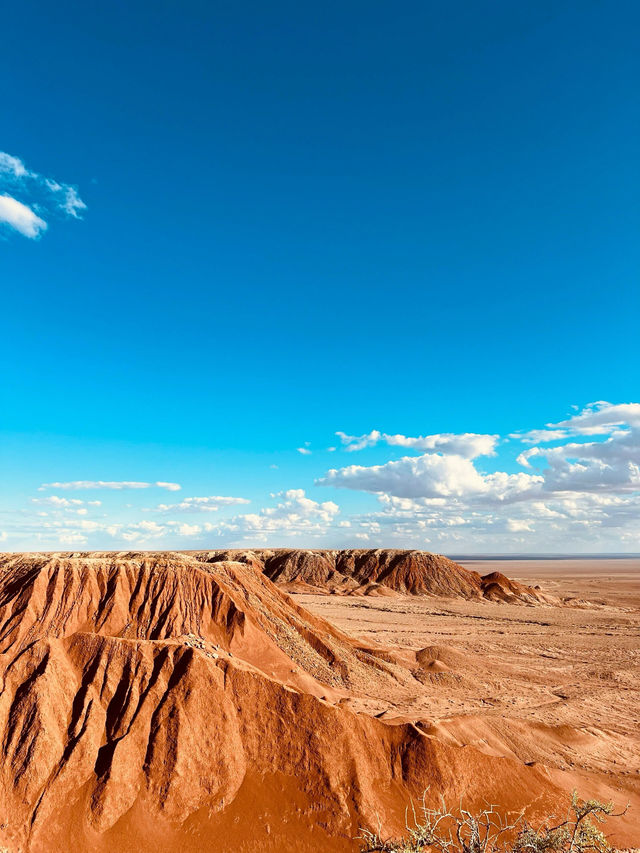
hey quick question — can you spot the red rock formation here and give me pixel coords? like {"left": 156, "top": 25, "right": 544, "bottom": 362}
{"left": 0, "top": 552, "right": 567, "bottom": 852}
{"left": 190, "top": 548, "right": 549, "bottom": 602}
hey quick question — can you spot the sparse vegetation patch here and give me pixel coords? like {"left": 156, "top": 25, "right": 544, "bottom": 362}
{"left": 359, "top": 791, "right": 630, "bottom": 853}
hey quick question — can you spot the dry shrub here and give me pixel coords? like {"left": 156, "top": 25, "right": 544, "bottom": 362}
{"left": 359, "top": 791, "right": 630, "bottom": 853}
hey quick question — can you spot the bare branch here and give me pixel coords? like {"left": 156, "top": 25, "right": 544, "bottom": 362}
{"left": 357, "top": 791, "right": 628, "bottom": 853}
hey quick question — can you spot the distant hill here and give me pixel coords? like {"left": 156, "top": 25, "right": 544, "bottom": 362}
{"left": 188, "top": 547, "right": 552, "bottom": 603}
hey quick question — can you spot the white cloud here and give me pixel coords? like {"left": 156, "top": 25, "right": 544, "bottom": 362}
{"left": 0, "top": 152, "right": 28, "bottom": 177}
{"left": 336, "top": 430, "right": 498, "bottom": 458}
{"left": 118, "top": 520, "right": 167, "bottom": 542}
{"left": 0, "top": 531, "right": 7, "bottom": 543}
{"left": 173, "top": 523, "right": 202, "bottom": 537}
{"left": 0, "top": 151, "right": 85, "bottom": 239}
{"left": 6, "top": 402, "right": 640, "bottom": 553}
{"left": 0, "top": 195, "right": 47, "bottom": 238}
{"left": 340, "top": 489, "right": 634, "bottom": 551}
{"left": 506, "top": 519, "right": 534, "bottom": 533}
{"left": 511, "top": 429, "right": 569, "bottom": 445}
{"left": 155, "top": 495, "right": 250, "bottom": 513}
{"left": 44, "top": 179, "right": 86, "bottom": 218}
{"left": 129, "top": 520, "right": 165, "bottom": 534}
{"left": 30, "top": 496, "right": 103, "bottom": 519}
{"left": 516, "top": 402, "right": 640, "bottom": 495}
{"left": 513, "top": 402, "right": 640, "bottom": 445}
{"left": 206, "top": 489, "right": 340, "bottom": 543}
{"left": 50, "top": 519, "right": 105, "bottom": 532}
{"left": 336, "top": 430, "right": 382, "bottom": 451}
{"left": 32, "top": 495, "right": 84, "bottom": 507}
{"left": 57, "top": 532, "right": 89, "bottom": 545}
{"left": 315, "top": 402, "right": 640, "bottom": 551}
{"left": 297, "top": 447, "right": 312, "bottom": 455}
{"left": 318, "top": 453, "right": 541, "bottom": 501}
{"left": 38, "top": 480, "right": 181, "bottom": 491}
{"left": 551, "top": 401, "right": 640, "bottom": 435}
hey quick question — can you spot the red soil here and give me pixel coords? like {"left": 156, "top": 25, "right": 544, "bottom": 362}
{"left": 0, "top": 552, "right": 629, "bottom": 852}
{"left": 189, "top": 548, "right": 551, "bottom": 603}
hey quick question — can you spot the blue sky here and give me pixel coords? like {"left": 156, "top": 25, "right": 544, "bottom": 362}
{"left": 1, "top": 1, "right": 639, "bottom": 552}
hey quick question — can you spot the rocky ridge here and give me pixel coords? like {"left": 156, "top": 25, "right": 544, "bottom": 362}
{"left": 188, "top": 548, "right": 553, "bottom": 603}
{"left": 0, "top": 551, "right": 567, "bottom": 852}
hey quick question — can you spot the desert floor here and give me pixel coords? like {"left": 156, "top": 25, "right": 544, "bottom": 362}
{"left": 295, "top": 559, "right": 640, "bottom": 842}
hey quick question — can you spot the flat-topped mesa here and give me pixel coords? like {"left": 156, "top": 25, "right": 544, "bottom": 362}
{"left": 0, "top": 552, "right": 398, "bottom": 692}
{"left": 189, "top": 548, "right": 549, "bottom": 603}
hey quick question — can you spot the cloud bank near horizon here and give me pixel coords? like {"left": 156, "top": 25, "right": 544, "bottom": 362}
{"left": 3, "top": 403, "right": 639, "bottom": 552}
{"left": 313, "top": 402, "right": 640, "bottom": 551}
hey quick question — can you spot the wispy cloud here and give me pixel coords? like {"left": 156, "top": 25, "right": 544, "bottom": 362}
{"left": 509, "top": 428, "right": 569, "bottom": 445}
{"left": 154, "top": 495, "right": 250, "bottom": 513}
{"left": 38, "top": 480, "right": 181, "bottom": 491}
{"left": 57, "top": 531, "right": 89, "bottom": 546}
{"left": 205, "top": 489, "right": 340, "bottom": 543}
{"left": 0, "top": 151, "right": 86, "bottom": 239}
{"left": 170, "top": 522, "right": 202, "bottom": 537}
{"left": 119, "top": 520, "right": 167, "bottom": 542}
{"left": 112, "top": 519, "right": 205, "bottom": 543}
{"left": 336, "top": 430, "right": 498, "bottom": 458}
{"left": 510, "top": 402, "right": 640, "bottom": 445}
{"left": 31, "top": 496, "right": 102, "bottom": 508}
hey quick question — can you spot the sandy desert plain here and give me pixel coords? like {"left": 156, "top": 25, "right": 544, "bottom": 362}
{"left": 0, "top": 549, "right": 637, "bottom": 852}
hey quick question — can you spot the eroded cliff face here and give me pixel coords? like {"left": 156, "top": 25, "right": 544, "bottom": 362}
{"left": 0, "top": 552, "right": 565, "bottom": 853}
{"left": 189, "top": 548, "right": 552, "bottom": 602}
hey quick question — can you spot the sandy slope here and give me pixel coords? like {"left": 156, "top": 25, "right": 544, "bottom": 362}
{"left": 0, "top": 553, "right": 637, "bottom": 851}
{"left": 297, "top": 559, "right": 640, "bottom": 846}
